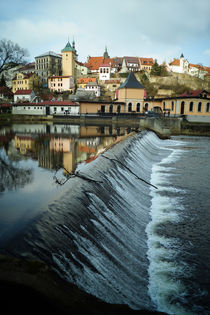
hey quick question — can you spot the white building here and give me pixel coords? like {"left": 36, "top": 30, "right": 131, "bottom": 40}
{"left": 12, "top": 101, "right": 79, "bottom": 116}
{"left": 14, "top": 89, "right": 36, "bottom": 103}
{"left": 168, "top": 54, "right": 208, "bottom": 79}
{"left": 85, "top": 82, "right": 101, "bottom": 97}
{"left": 48, "top": 76, "right": 74, "bottom": 92}
{"left": 99, "top": 63, "right": 111, "bottom": 80}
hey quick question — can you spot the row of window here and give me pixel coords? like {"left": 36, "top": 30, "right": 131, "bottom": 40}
{"left": 163, "top": 101, "right": 210, "bottom": 113}
{"left": 13, "top": 80, "right": 28, "bottom": 84}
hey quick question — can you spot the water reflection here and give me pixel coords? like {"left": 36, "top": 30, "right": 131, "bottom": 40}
{"left": 0, "top": 123, "right": 136, "bottom": 244}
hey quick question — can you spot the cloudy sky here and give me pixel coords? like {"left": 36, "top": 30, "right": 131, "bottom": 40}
{"left": 0, "top": 0, "right": 210, "bottom": 66}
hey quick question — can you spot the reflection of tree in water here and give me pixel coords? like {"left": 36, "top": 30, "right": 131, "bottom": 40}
{"left": 0, "top": 156, "right": 33, "bottom": 193}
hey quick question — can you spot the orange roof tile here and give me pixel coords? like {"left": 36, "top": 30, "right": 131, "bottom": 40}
{"left": 169, "top": 59, "right": 180, "bottom": 66}
{"left": 139, "top": 57, "right": 154, "bottom": 65}
{"left": 77, "top": 77, "right": 97, "bottom": 84}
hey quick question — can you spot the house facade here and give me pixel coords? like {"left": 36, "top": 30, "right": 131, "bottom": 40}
{"left": 77, "top": 77, "right": 97, "bottom": 89}
{"left": 99, "top": 64, "right": 111, "bottom": 80}
{"left": 143, "top": 90, "right": 210, "bottom": 123}
{"left": 85, "top": 82, "right": 101, "bottom": 97}
{"left": 48, "top": 76, "right": 74, "bottom": 92}
{"left": 14, "top": 89, "right": 35, "bottom": 103}
{"left": 35, "top": 51, "right": 62, "bottom": 85}
{"left": 12, "top": 101, "right": 79, "bottom": 116}
{"left": 79, "top": 100, "right": 125, "bottom": 114}
{"left": 139, "top": 58, "right": 154, "bottom": 72}
{"left": 12, "top": 72, "right": 41, "bottom": 93}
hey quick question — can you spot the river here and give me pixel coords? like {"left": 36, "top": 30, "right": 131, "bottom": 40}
{"left": 0, "top": 123, "right": 209, "bottom": 314}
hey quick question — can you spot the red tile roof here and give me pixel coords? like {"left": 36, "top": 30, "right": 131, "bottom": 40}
{"left": 100, "top": 63, "right": 111, "bottom": 67}
{"left": 169, "top": 59, "right": 180, "bottom": 66}
{"left": 85, "top": 57, "right": 114, "bottom": 71}
{"left": 77, "top": 77, "right": 97, "bottom": 84}
{"left": 14, "top": 89, "right": 33, "bottom": 95}
{"left": 0, "top": 86, "right": 13, "bottom": 96}
{"left": 15, "top": 101, "right": 78, "bottom": 106}
{"left": 139, "top": 58, "right": 154, "bottom": 65}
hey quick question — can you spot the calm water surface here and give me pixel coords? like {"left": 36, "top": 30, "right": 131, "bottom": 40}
{"left": 0, "top": 123, "right": 132, "bottom": 245}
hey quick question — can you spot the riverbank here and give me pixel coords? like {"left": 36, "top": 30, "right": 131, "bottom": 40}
{"left": 0, "top": 255, "right": 167, "bottom": 315}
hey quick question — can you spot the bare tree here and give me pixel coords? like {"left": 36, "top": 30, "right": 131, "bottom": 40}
{"left": 0, "top": 39, "right": 29, "bottom": 75}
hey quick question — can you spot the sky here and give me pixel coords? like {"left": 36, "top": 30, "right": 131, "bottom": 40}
{"left": 0, "top": 0, "right": 210, "bottom": 66}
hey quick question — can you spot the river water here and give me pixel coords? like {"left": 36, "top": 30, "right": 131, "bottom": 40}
{"left": 0, "top": 123, "right": 209, "bottom": 314}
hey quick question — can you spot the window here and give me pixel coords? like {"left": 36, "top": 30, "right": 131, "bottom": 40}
{"left": 171, "top": 101, "right": 174, "bottom": 111}
{"left": 189, "top": 102, "right": 194, "bottom": 112}
{"left": 61, "top": 107, "right": 64, "bottom": 111}
{"left": 128, "top": 102, "right": 132, "bottom": 112}
{"left": 136, "top": 103, "right": 140, "bottom": 112}
{"left": 198, "top": 102, "right": 202, "bottom": 112}
{"left": 163, "top": 102, "right": 166, "bottom": 110}
{"left": 206, "top": 103, "right": 210, "bottom": 112}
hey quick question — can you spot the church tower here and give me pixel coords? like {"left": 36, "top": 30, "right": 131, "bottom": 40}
{"left": 62, "top": 40, "right": 75, "bottom": 77}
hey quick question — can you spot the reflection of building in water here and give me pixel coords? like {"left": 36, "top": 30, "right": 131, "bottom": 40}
{"left": 50, "top": 137, "right": 76, "bottom": 174}
{"left": 80, "top": 125, "right": 127, "bottom": 137}
{"left": 15, "top": 134, "right": 37, "bottom": 155}
{"left": 38, "top": 138, "right": 63, "bottom": 170}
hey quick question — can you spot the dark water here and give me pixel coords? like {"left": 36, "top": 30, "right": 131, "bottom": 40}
{"left": 0, "top": 123, "right": 210, "bottom": 314}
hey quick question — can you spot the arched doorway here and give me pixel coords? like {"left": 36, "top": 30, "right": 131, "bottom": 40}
{"left": 136, "top": 103, "right": 140, "bottom": 112}
{"left": 128, "top": 102, "right": 132, "bottom": 112}
{"left": 144, "top": 103, "right": 148, "bottom": 112}
{"left": 109, "top": 104, "right": 113, "bottom": 114}
{"left": 180, "top": 101, "right": 185, "bottom": 115}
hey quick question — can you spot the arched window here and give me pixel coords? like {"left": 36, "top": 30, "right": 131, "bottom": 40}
{"left": 189, "top": 101, "right": 194, "bottom": 112}
{"left": 171, "top": 101, "right": 174, "bottom": 111}
{"left": 136, "top": 103, "right": 140, "bottom": 112}
{"left": 117, "top": 104, "right": 121, "bottom": 113}
{"left": 128, "top": 102, "right": 132, "bottom": 112}
{"left": 180, "top": 101, "right": 185, "bottom": 115}
{"left": 198, "top": 102, "right": 202, "bottom": 112}
{"left": 206, "top": 103, "right": 210, "bottom": 112}
{"left": 144, "top": 103, "right": 148, "bottom": 111}
{"left": 109, "top": 104, "right": 113, "bottom": 113}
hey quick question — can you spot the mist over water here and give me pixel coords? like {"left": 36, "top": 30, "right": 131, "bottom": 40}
{"left": 0, "top": 124, "right": 210, "bottom": 314}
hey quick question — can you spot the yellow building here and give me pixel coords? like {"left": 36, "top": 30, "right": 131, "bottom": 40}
{"left": 12, "top": 72, "right": 41, "bottom": 93}
{"left": 116, "top": 72, "right": 145, "bottom": 113}
{"left": 62, "top": 41, "right": 75, "bottom": 78}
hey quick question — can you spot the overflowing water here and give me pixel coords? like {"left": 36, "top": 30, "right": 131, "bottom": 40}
{"left": 0, "top": 124, "right": 210, "bottom": 314}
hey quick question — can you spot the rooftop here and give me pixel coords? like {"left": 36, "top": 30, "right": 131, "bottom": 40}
{"left": 35, "top": 51, "right": 61, "bottom": 58}
{"left": 118, "top": 72, "right": 144, "bottom": 89}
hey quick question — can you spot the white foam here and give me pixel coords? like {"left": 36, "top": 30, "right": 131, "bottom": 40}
{"left": 147, "top": 143, "right": 195, "bottom": 315}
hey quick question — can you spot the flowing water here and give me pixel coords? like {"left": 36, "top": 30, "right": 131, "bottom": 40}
{"left": 0, "top": 123, "right": 210, "bottom": 314}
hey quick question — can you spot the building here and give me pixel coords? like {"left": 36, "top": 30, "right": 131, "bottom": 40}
{"left": 75, "top": 60, "right": 89, "bottom": 76}
{"left": 116, "top": 72, "right": 145, "bottom": 113}
{"left": 85, "top": 81, "right": 101, "bottom": 97}
{"left": 62, "top": 41, "right": 76, "bottom": 78}
{"left": 120, "top": 57, "right": 140, "bottom": 73}
{"left": 139, "top": 58, "right": 154, "bottom": 72}
{"left": 48, "top": 76, "right": 74, "bottom": 92}
{"left": 77, "top": 77, "right": 97, "bottom": 89}
{"left": 14, "top": 89, "right": 36, "bottom": 103}
{"left": 79, "top": 100, "right": 125, "bottom": 114}
{"left": 35, "top": 51, "right": 62, "bottom": 85}
{"left": 12, "top": 101, "right": 79, "bottom": 116}
{"left": 168, "top": 54, "right": 208, "bottom": 79}
{"left": 12, "top": 72, "right": 41, "bottom": 93}
{"left": 99, "top": 64, "right": 111, "bottom": 81}
{"left": 143, "top": 89, "right": 210, "bottom": 123}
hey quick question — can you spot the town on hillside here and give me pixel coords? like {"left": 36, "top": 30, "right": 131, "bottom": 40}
{"left": 0, "top": 39, "right": 210, "bottom": 123}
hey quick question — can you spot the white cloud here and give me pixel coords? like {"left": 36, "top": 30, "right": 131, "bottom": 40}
{"left": 0, "top": 18, "right": 78, "bottom": 57}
